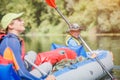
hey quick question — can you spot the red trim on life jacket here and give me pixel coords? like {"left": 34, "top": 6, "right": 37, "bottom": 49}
{"left": 0, "top": 55, "right": 13, "bottom": 65}
{"left": 0, "top": 33, "right": 6, "bottom": 39}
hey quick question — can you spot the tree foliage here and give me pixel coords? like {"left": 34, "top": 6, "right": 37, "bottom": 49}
{"left": 0, "top": 0, "right": 120, "bottom": 34}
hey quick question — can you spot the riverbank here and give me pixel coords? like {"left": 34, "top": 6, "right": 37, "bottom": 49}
{"left": 96, "top": 33, "right": 120, "bottom": 36}
{"left": 24, "top": 32, "right": 120, "bottom": 37}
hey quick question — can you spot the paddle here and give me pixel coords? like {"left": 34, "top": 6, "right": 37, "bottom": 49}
{"left": 45, "top": 0, "right": 116, "bottom": 80}
{"left": 45, "top": 0, "right": 71, "bottom": 28}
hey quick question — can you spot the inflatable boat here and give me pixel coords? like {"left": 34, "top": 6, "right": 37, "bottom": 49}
{"left": 50, "top": 43, "right": 114, "bottom": 80}
{"left": 0, "top": 43, "right": 114, "bottom": 80}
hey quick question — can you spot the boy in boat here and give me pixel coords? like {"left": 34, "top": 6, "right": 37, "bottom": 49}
{"left": 0, "top": 12, "right": 55, "bottom": 80}
{"left": 65, "top": 23, "right": 96, "bottom": 60}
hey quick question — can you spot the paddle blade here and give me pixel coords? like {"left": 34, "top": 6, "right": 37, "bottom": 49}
{"left": 45, "top": 0, "right": 56, "bottom": 8}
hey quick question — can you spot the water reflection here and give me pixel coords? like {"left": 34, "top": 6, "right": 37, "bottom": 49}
{"left": 23, "top": 35, "right": 120, "bottom": 80}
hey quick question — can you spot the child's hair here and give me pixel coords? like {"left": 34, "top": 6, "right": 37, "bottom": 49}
{"left": 0, "top": 28, "right": 6, "bottom": 34}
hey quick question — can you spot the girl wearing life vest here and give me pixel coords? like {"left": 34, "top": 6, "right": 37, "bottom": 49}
{"left": 0, "top": 12, "right": 55, "bottom": 80}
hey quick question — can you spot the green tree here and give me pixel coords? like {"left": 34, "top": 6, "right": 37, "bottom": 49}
{"left": 96, "top": 0, "right": 120, "bottom": 33}
{"left": 0, "top": 0, "right": 120, "bottom": 34}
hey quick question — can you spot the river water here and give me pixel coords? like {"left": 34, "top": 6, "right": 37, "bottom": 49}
{"left": 23, "top": 35, "right": 120, "bottom": 80}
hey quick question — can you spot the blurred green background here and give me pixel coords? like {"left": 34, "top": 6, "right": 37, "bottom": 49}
{"left": 0, "top": 0, "right": 120, "bottom": 79}
{"left": 0, "top": 0, "right": 120, "bottom": 35}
